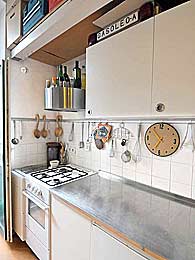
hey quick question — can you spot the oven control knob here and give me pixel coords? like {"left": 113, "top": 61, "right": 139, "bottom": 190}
{"left": 32, "top": 186, "right": 35, "bottom": 192}
{"left": 27, "top": 183, "right": 31, "bottom": 189}
{"left": 38, "top": 190, "right": 43, "bottom": 197}
{"left": 34, "top": 188, "right": 38, "bottom": 194}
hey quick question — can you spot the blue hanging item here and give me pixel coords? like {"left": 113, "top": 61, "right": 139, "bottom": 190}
{"left": 23, "top": 0, "right": 48, "bottom": 35}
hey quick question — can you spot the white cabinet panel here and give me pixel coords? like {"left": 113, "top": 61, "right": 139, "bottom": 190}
{"left": 90, "top": 225, "right": 147, "bottom": 260}
{"left": 86, "top": 18, "right": 154, "bottom": 118}
{"left": 7, "top": 1, "right": 22, "bottom": 49}
{"left": 51, "top": 195, "right": 91, "bottom": 260}
{"left": 152, "top": 2, "right": 195, "bottom": 116}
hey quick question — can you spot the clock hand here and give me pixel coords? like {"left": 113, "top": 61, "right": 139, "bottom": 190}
{"left": 154, "top": 137, "right": 163, "bottom": 149}
{"left": 152, "top": 129, "right": 162, "bottom": 142}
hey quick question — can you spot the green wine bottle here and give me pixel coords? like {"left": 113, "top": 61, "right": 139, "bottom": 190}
{"left": 63, "top": 66, "right": 71, "bottom": 87}
{"left": 73, "top": 61, "right": 81, "bottom": 88}
{"left": 57, "top": 65, "right": 64, "bottom": 87}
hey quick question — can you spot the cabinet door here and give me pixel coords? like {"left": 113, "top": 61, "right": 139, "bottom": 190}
{"left": 152, "top": 2, "right": 195, "bottom": 116}
{"left": 7, "top": 2, "right": 22, "bottom": 49}
{"left": 90, "top": 225, "right": 147, "bottom": 260}
{"left": 86, "top": 18, "right": 154, "bottom": 118}
{"left": 51, "top": 195, "right": 91, "bottom": 260}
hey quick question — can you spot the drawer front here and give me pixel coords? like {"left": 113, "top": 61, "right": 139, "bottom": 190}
{"left": 7, "top": 2, "right": 22, "bottom": 48}
{"left": 26, "top": 227, "right": 49, "bottom": 260}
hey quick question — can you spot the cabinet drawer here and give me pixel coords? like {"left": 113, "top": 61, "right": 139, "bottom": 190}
{"left": 7, "top": 1, "right": 22, "bottom": 49}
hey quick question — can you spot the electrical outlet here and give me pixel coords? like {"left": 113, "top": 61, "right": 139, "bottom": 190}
{"left": 68, "top": 146, "right": 76, "bottom": 155}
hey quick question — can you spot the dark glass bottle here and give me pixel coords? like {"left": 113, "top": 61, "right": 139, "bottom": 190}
{"left": 63, "top": 66, "right": 71, "bottom": 87}
{"left": 73, "top": 61, "right": 81, "bottom": 89}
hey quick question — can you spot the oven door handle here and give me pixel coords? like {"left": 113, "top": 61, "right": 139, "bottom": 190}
{"left": 23, "top": 190, "right": 49, "bottom": 211}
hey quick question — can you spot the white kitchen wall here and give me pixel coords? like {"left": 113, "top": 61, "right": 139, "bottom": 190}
{"left": 11, "top": 120, "right": 56, "bottom": 168}
{"left": 60, "top": 121, "right": 195, "bottom": 200}
{"left": 10, "top": 58, "right": 56, "bottom": 118}
{"left": 10, "top": 58, "right": 57, "bottom": 168}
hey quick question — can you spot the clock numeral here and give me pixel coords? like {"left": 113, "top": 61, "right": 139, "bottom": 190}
{"left": 147, "top": 135, "right": 150, "bottom": 141}
{"left": 160, "top": 123, "right": 164, "bottom": 130}
{"left": 173, "top": 139, "right": 176, "bottom": 144}
{"left": 158, "top": 150, "right": 161, "bottom": 156}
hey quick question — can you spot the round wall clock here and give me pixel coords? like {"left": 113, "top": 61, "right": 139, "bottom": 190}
{"left": 145, "top": 123, "right": 180, "bottom": 157}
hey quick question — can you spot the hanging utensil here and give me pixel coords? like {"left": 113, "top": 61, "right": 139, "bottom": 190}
{"left": 180, "top": 123, "right": 195, "bottom": 151}
{"left": 47, "top": 121, "right": 51, "bottom": 140}
{"left": 132, "top": 123, "right": 142, "bottom": 163}
{"left": 79, "top": 122, "right": 85, "bottom": 148}
{"left": 180, "top": 123, "right": 189, "bottom": 149}
{"left": 55, "top": 115, "right": 63, "bottom": 137}
{"left": 121, "top": 139, "right": 127, "bottom": 147}
{"left": 95, "top": 139, "right": 104, "bottom": 150}
{"left": 33, "top": 114, "right": 41, "bottom": 139}
{"left": 109, "top": 139, "right": 115, "bottom": 158}
{"left": 68, "top": 122, "right": 74, "bottom": 142}
{"left": 113, "top": 122, "right": 132, "bottom": 141}
{"left": 121, "top": 150, "right": 131, "bottom": 163}
{"left": 41, "top": 115, "right": 48, "bottom": 138}
{"left": 85, "top": 122, "right": 91, "bottom": 151}
{"left": 11, "top": 120, "right": 19, "bottom": 145}
{"left": 121, "top": 137, "right": 131, "bottom": 163}
{"left": 19, "top": 121, "right": 23, "bottom": 140}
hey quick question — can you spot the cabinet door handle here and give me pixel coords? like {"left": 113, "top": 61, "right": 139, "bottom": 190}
{"left": 9, "top": 12, "right": 16, "bottom": 19}
{"left": 156, "top": 103, "right": 165, "bottom": 112}
{"left": 87, "top": 109, "right": 92, "bottom": 115}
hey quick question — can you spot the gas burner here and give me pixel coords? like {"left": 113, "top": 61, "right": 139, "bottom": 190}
{"left": 57, "top": 167, "right": 73, "bottom": 174}
{"left": 49, "top": 179, "right": 61, "bottom": 186}
{"left": 27, "top": 164, "right": 93, "bottom": 188}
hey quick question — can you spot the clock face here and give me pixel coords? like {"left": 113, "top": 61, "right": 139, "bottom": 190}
{"left": 145, "top": 123, "right": 180, "bottom": 157}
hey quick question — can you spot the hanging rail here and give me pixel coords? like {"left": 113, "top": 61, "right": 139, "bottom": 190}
{"left": 10, "top": 116, "right": 195, "bottom": 124}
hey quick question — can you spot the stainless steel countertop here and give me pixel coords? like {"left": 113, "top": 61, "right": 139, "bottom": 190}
{"left": 51, "top": 171, "right": 195, "bottom": 260}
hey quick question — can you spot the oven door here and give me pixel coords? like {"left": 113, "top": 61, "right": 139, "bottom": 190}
{"left": 23, "top": 190, "right": 50, "bottom": 249}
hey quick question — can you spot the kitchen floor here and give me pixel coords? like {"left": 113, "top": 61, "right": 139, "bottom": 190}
{"left": 0, "top": 234, "right": 37, "bottom": 260}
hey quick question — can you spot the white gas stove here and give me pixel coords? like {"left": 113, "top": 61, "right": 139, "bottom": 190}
{"left": 16, "top": 164, "right": 95, "bottom": 260}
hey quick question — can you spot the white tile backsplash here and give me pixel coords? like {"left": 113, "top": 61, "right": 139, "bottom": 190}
{"left": 152, "top": 176, "right": 170, "bottom": 191}
{"left": 171, "top": 163, "right": 193, "bottom": 185}
{"left": 11, "top": 120, "right": 56, "bottom": 168}
{"left": 152, "top": 158, "right": 171, "bottom": 180}
{"left": 12, "top": 119, "right": 195, "bottom": 200}
{"left": 61, "top": 121, "right": 195, "bottom": 200}
{"left": 170, "top": 182, "right": 192, "bottom": 198}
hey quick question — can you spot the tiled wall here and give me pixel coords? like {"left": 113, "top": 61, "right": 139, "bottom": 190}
{"left": 11, "top": 120, "right": 56, "bottom": 168}
{"left": 61, "top": 121, "right": 195, "bottom": 200}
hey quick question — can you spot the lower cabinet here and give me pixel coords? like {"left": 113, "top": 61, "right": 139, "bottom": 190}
{"left": 51, "top": 195, "right": 147, "bottom": 260}
{"left": 90, "top": 225, "right": 147, "bottom": 260}
{"left": 51, "top": 195, "right": 91, "bottom": 260}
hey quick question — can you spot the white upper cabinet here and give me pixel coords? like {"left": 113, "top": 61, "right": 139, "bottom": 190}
{"left": 86, "top": 18, "right": 154, "bottom": 118}
{"left": 152, "top": 1, "right": 195, "bottom": 116}
{"left": 90, "top": 225, "right": 147, "bottom": 260}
